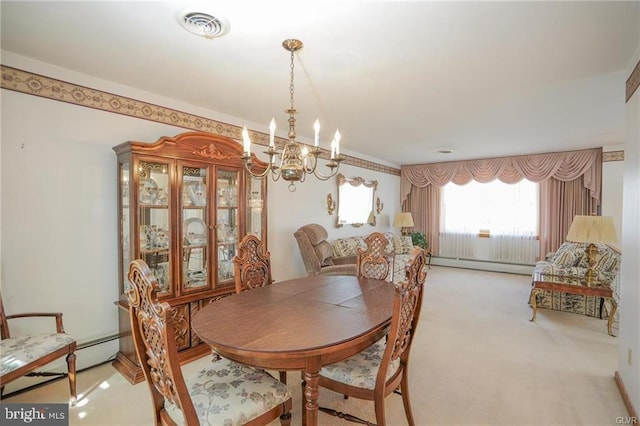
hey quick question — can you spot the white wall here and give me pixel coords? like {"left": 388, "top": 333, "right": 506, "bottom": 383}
{"left": 618, "top": 46, "right": 640, "bottom": 415}
{"left": 0, "top": 53, "right": 401, "bottom": 392}
{"left": 602, "top": 145, "right": 625, "bottom": 242}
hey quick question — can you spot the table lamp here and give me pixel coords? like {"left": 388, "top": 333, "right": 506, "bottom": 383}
{"left": 394, "top": 212, "right": 414, "bottom": 236}
{"left": 565, "top": 215, "right": 618, "bottom": 286}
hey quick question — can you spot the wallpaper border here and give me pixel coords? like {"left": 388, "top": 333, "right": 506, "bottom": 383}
{"left": 603, "top": 151, "right": 624, "bottom": 162}
{"left": 0, "top": 65, "right": 401, "bottom": 177}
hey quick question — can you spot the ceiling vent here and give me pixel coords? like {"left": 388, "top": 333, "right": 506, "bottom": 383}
{"left": 179, "top": 11, "right": 230, "bottom": 39}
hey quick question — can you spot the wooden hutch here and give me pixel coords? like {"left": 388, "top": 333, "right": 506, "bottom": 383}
{"left": 112, "top": 131, "right": 267, "bottom": 383}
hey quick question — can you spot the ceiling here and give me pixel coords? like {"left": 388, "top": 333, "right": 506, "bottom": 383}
{"left": 1, "top": 1, "right": 638, "bottom": 166}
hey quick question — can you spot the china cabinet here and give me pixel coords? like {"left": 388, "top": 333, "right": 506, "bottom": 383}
{"left": 112, "top": 131, "right": 267, "bottom": 383}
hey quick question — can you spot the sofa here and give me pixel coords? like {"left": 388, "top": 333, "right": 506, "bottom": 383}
{"left": 332, "top": 232, "right": 416, "bottom": 284}
{"left": 531, "top": 241, "right": 621, "bottom": 318}
{"left": 293, "top": 224, "right": 416, "bottom": 283}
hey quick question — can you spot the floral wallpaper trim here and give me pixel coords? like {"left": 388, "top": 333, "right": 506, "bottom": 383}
{"left": 603, "top": 151, "right": 624, "bottom": 162}
{"left": 0, "top": 65, "right": 401, "bottom": 177}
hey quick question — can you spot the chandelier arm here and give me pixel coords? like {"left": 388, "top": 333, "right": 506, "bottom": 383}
{"left": 244, "top": 164, "right": 274, "bottom": 179}
{"left": 242, "top": 157, "right": 279, "bottom": 179}
{"left": 311, "top": 158, "right": 344, "bottom": 181}
{"left": 303, "top": 152, "right": 319, "bottom": 174}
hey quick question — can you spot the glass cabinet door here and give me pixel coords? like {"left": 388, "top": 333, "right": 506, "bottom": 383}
{"left": 119, "top": 161, "right": 131, "bottom": 295}
{"left": 247, "top": 177, "right": 265, "bottom": 239}
{"left": 216, "top": 169, "right": 239, "bottom": 285}
{"left": 181, "top": 165, "right": 210, "bottom": 292}
{"left": 138, "top": 160, "right": 171, "bottom": 296}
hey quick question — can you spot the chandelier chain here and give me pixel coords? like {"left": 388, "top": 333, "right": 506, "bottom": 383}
{"left": 289, "top": 49, "right": 296, "bottom": 111}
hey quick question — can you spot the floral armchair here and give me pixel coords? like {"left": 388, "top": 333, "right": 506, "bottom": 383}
{"left": 0, "top": 293, "right": 77, "bottom": 404}
{"left": 532, "top": 241, "right": 621, "bottom": 318}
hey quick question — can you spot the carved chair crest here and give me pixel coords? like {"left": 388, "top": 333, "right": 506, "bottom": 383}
{"left": 356, "top": 232, "right": 395, "bottom": 281}
{"left": 233, "top": 234, "right": 273, "bottom": 293}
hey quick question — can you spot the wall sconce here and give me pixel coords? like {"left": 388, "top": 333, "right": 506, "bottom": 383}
{"left": 376, "top": 197, "right": 384, "bottom": 214}
{"left": 327, "top": 193, "right": 336, "bottom": 215}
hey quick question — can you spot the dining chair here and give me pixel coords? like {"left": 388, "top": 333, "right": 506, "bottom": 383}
{"left": 0, "top": 292, "right": 77, "bottom": 405}
{"left": 126, "top": 259, "right": 292, "bottom": 426}
{"left": 318, "top": 247, "right": 428, "bottom": 426}
{"left": 232, "top": 235, "right": 288, "bottom": 384}
{"left": 232, "top": 234, "right": 273, "bottom": 293}
{"left": 356, "top": 232, "right": 395, "bottom": 281}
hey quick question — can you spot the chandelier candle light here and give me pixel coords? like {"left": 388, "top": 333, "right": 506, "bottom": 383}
{"left": 241, "top": 39, "right": 343, "bottom": 191}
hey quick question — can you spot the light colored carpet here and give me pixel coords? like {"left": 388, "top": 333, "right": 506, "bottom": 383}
{"left": 3, "top": 267, "right": 628, "bottom": 425}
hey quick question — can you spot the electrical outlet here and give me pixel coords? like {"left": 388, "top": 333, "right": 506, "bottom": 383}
{"left": 628, "top": 348, "right": 632, "bottom": 366}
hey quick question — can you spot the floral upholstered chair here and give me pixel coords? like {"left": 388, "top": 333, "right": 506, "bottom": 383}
{"left": 126, "top": 259, "right": 292, "bottom": 425}
{"left": 318, "top": 248, "right": 428, "bottom": 426}
{"left": 0, "top": 292, "right": 77, "bottom": 405}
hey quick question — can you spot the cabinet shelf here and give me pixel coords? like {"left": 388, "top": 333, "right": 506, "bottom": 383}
{"left": 140, "top": 203, "right": 169, "bottom": 208}
{"left": 140, "top": 248, "right": 170, "bottom": 255}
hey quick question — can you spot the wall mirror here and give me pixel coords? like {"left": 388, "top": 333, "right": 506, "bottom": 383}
{"left": 336, "top": 173, "right": 378, "bottom": 227}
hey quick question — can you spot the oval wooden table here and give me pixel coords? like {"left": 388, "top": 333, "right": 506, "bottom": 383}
{"left": 191, "top": 274, "right": 395, "bottom": 426}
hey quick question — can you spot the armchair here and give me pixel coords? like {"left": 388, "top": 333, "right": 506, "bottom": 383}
{"left": 0, "top": 292, "right": 77, "bottom": 405}
{"left": 294, "top": 223, "right": 357, "bottom": 276}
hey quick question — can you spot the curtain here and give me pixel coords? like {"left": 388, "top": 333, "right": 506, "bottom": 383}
{"left": 401, "top": 148, "right": 601, "bottom": 203}
{"left": 400, "top": 148, "right": 602, "bottom": 260}
{"left": 404, "top": 184, "right": 440, "bottom": 255}
{"left": 538, "top": 176, "right": 598, "bottom": 257}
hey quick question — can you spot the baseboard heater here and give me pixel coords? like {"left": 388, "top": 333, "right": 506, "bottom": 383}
{"left": 431, "top": 256, "right": 535, "bottom": 275}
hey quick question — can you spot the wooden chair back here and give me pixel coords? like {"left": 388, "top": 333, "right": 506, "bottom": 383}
{"left": 318, "top": 247, "right": 427, "bottom": 425}
{"left": 126, "top": 259, "right": 199, "bottom": 425}
{"left": 233, "top": 234, "right": 273, "bottom": 293}
{"left": 384, "top": 247, "right": 427, "bottom": 372}
{"left": 356, "top": 232, "right": 395, "bottom": 281}
{"left": 0, "top": 295, "right": 10, "bottom": 339}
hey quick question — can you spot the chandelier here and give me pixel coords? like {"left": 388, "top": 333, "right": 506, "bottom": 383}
{"left": 241, "top": 39, "right": 343, "bottom": 191}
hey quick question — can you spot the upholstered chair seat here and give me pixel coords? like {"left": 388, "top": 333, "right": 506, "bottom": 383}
{"left": 165, "top": 358, "right": 291, "bottom": 426}
{"left": 0, "top": 333, "right": 76, "bottom": 376}
{"left": 319, "top": 341, "right": 400, "bottom": 390}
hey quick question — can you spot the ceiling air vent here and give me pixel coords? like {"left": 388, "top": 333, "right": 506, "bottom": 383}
{"left": 179, "top": 11, "right": 230, "bottom": 39}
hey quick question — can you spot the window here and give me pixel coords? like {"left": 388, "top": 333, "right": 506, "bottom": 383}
{"left": 441, "top": 179, "right": 538, "bottom": 236}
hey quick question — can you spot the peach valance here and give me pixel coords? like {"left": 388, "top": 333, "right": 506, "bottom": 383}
{"left": 401, "top": 148, "right": 601, "bottom": 204}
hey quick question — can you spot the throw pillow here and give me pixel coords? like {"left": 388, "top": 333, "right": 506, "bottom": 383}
{"left": 333, "top": 237, "right": 366, "bottom": 257}
{"left": 551, "top": 249, "right": 576, "bottom": 267}
{"left": 399, "top": 236, "right": 414, "bottom": 254}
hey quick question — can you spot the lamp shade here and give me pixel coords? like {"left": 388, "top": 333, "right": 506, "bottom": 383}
{"left": 566, "top": 215, "right": 618, "bottom": 244}
{"left": 393, "top": 212, "right": 414, "bottom": 228}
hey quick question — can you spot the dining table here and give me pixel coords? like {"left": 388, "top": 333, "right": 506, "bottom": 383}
{"left": 191, "top": 274, "right": 395, "bottom": 426}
